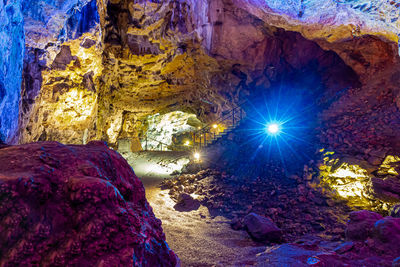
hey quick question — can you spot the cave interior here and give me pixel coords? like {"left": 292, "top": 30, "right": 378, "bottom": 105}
{"left": 1, "top": 0, "right": 400, "bottom": 266}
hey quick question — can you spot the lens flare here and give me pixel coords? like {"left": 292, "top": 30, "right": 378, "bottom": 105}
{"left": 267, "top": 123, "right": 280, "bottom": 134}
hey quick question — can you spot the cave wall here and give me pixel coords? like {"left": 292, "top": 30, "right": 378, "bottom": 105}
{"left": 19, "top": 0, "right": 102, "bottom": 144}
{"left": 15, "top": 0, "right": 400, "bottom": 154}
{"left": 0, "top": 0, "right": 24, "bottom": 143}
{"left": 18, "top": 0, "right": 366, "bottom": 148}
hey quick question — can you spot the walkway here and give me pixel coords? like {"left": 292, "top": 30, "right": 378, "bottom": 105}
{"left": 120, "top": 151, "right": 264, "bottom": 266}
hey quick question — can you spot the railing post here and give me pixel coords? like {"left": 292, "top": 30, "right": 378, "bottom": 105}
{"left": 232, "top": 109, "right": 235, "bottom": 126}
{"left": 204, "top": 132, "right": 207, "bottom": 146}
{"left": 145, "top": 136, "right": 148, "bottom": 151}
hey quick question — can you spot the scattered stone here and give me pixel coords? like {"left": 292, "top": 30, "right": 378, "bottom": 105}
{"left": 162, "top": 168, "right": 350, "bottom": 241}
{"left": 173, "top": 193, "right": 200, "bottom": 212}
{"left": 334, "top": 241, "right": 354, "bottom": 254}
{"left": 230, "top": 217, "right": 244, "bottom": 230}
{"left": 243, "top": 213, "right": 282, "bottom": 243}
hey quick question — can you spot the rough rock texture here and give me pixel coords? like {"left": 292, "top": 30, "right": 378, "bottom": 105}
{"left": 345, "top": 210, "right": 383, "bottom": 240}
{"left": 243, "top": 213, "right": 282, "bottom": 242}
{"left": 0, "top": 141, "right": 177, "bottom": 266}
{"left": 319, "top": 151, "right": 400, "bottom": 212}
{"left": 18, "top": 0, "right": 397, "bottom": 150}
{"left": 344, "top": 210, "right": 400, "bottom": 262}
{"left": 19, "top": 0, "right": 102, "bottom": 145}
{"left": 143, "top": 111, "right": 202, "bottom": 151}
{"left": 22, "top": 0, "right": 97, "bottom": 48}
{"left": 0, "top": 0, "right": 24, "bottom": 143}
{"left": 161, "top": 169, "right": 351, "bottom": 242}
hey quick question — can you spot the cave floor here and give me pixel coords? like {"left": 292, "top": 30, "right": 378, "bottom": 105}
{"left": 145, "top": 180, "right": 264, "bottom": 266}
{"left": 122, "top": 151, "right": 396, "bottom": 267}
{"left": 122, "top": 151, "right": 263, "bottom": 266}
{"left": 121, "top": 151, "right": 350, "bottom": 266}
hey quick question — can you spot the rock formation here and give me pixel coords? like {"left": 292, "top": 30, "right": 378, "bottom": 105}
{"left": 12, "top": 0, "right": 399, "bottom": 152}
{"left": 0, "top": 141, "right": 177, "bottom": 266}
{"left": 0, "top": 0, "right": 24, "bottom": 143}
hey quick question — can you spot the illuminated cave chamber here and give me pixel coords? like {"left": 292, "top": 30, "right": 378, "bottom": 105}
{"left": 10, "top": 0, "right": 400, "bottom": 214}
{"left": 140, "top": 111, "right": 202, "bottom": 151}
{"left": 319, "top": 152, "right": 400, "bottom": 211}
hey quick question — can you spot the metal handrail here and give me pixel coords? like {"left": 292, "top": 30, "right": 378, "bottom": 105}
{"left": 140, "top": 100, "right": 248, "bottom": 151}
{"left": 194, "top": 100, "right": 247, "bottom": 135}
{"left": 143, "top": 135, "right": 171, "bottom": 151}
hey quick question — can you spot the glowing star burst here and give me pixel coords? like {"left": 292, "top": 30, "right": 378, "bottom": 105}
{"left": 267, "top": 123, "right": 280, "bottom": 134}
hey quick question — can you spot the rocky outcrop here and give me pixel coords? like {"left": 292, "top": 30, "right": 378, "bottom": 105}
{"left": 252, "top": 209, "right": 400, "bottom": 266}
{"left": 0, "top": 141, "right": 177, "bottom": 266}
{"left": 345, "top": 210, "right": 383, "bottom": 240}
{"left": 0, "top": 0, "right": 24, "bottom": 143}
{"left": 345, "top": 210, "right": 400, "bottom": 257}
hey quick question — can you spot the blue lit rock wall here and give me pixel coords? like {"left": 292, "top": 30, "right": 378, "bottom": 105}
{"left": 0, "top": 0, "right": 24, "bottom": 143}
{"left": 22, "top": 0, "right": 93, "bottom": 48}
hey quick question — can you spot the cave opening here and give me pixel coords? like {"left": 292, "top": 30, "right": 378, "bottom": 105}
{"left": 208, "top": 28, "right": 362, "bottom": 184}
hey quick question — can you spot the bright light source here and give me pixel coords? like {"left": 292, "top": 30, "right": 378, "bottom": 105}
{"left": 194, "top": 152, "right": 201, "bottom": 160}
{"left": 267, "top": 123, "right": 280, "bottom": 134}
{"left": 184, "top": 140, "right": 190, "bottom": 146}
{"left": 213, "top": 124, "right": 218, "bottom": 129}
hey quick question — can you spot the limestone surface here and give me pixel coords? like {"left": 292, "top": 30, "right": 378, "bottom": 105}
{"left": 0, "top": 141, "right": 178, "bottom": 266}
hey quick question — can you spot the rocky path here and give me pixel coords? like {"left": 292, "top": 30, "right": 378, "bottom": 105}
{"left": 122, "top": 151, "right": 265, "bottom": 266}
{"left": 145, "top": 180, "right": 264, "bottom": 266}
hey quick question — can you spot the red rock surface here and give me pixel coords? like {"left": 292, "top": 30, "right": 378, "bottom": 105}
{"left": 0, "top": 141, "right": 177, "bottom": 266}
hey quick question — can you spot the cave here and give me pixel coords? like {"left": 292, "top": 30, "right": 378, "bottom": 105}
{"left": 1, "top": 0, "right": 400, "bottom": 266}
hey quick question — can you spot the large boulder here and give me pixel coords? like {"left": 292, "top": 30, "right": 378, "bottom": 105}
{"left": 345, "top": 210, "right": 383, "bottom": 241}
{"left": 373, "top": 217, "right": 400, "bottom": 254}
{"left": 243, "top": 213, "right": 282, "bottom": 242}
{"left": 0, "top": 141, "right": 177, "bottom": 266}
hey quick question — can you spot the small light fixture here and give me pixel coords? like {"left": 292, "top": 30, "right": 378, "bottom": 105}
{"left": 184, "top": 140, "right": 190, "bottom": 146}
{"left": 213, "top": 124, "right": 218, "bottom": 129}
{"left": 194, "top": 152, "right": 201, "bottom": 161}
{"left": 267, "top": 123, "right": 280, "bottom": 134}
{"left": 198, "top": 127, "right": 201, "bottom": 130}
